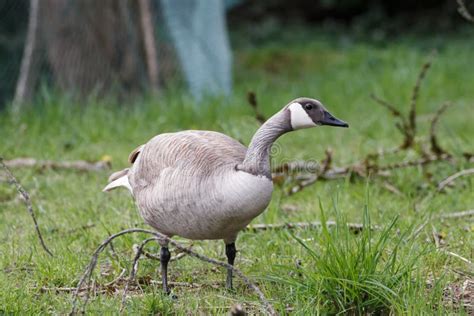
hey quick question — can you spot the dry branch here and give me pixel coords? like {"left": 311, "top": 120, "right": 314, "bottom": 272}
{"left": 370, "top": 94, "right": 405, "bottom": 120}
{"left": 245, "top": 208, "right": 472, "bottom": 235}
{"left": 430, "top": 102, "right": 453, "bottom": 157}
{"left": 245, "top": 210, "right": 473, "bottom": 246}
{"left": 441, "top": 250, "right": 473, "bottom": 265}
{"left": 63, "top": 224, "right": 96, "bottom": 235}
{"left": 381, "top": 181, "right": 403, "bottom": 196}
{"left": 409, "top": 209, "right": 474, "bottom": 241}
{"left": 70, "top": 228, "right": 276, "bottom": 316}
{"left": 0, "top": 158, "right": 53, "bottom": 256}
{"left": 13, "top": 0, "right": 41, "bottom": 108}
{"left": 439, "top": 209, "right": 474, "bottom": 219}
{"left": 321, "top": 148, "right": 333, "bottom": 174}
{"left": 457, "top": 0, "right": 474, "bottom": 23}
{"left": 277, "top": 152, "right": 450, "bottom": 196}
{"left": 121, "top": 237, "right": 157, "bottom": 311}
{"left": 287, "top": 175, "right": 319, "bottom": 195}
{"left": 41, "top": 286, "right": 81, "bottom": 293}
{"left": 149, "top": 280, "right": 201, "bottom": 288}
{"left": 432, "top": 226, "right": 472, "bottom": 266}
{"left": 246, "top": 221, "right": 379, "bottom": 233}
{"left": 273, "top": 160, "right": 319, "bottom": 174}
{"left": 366, "top": 147, "right": 403, "bottom": 160}
{"left": 273, "top": 56, "right": 456, "bottom": 196}
{"left": 376, "top": 155, "right": 449, "bottom": 171}
{"left": 3, "top": 158, "right": 110, "bottom": 172}
{"left": 41, "top": 280, "right": 196, "bottom": 294}
{"left": 409, "top": 219, "right": 430, "bottom": 241}
{"left": 40, "top": 269, "right": 126, "bottom": 294}
{"left": 370, "top": 93, "right": 411, "bottom": 148}
{"left": 408, "top": 55, "right": 433, "bottom": 143}
{"left": 105, "top": 268, "right": 127, "bottom": 287}
{"left": 437, "top": 168, "right": 474, "bottom": 192}
{"left": 370, "top": 53, "right": 435, "bottom": 150}
{"left": 247, "top": 92, "right": 267, "bottom": 124}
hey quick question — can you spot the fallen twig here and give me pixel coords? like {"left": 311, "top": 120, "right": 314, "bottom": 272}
{"left": 279, "top": 153, "right": 451, "bottom": 195}
{"left": 50, "top": 223, "right": 96, "bottom": 236}
{"left": 41, "top": 269, "right": 126, "bottom": 294}
{"left": 431, "top": 225, "right": 442, "bottom": 248}
{"left": 409, "top": 209, "right": 474, "bottom": 241}
{"left": 105, "top": 268, "right": 127, "bottom": 287}
{"left": 3, "top": 158, "right": 110, "bottom": 172}
{"left": 366, "top": 147, "right": 403, "bottom": 160}
{"left": 150, "top": 280, "right": 200, "bottom": 288}
{"left": 246, "top": 221, "right": 379, "bottom": 233}
{"left": 377, "top": 155, "right": 449, "bottom": 171}
{"left": 41, "top": 279, "right": 196, "bottom": 294}
{"left": 121, "top": 237, "right": 157, "bottom": 312}
{"left": 246, "top": 208, "right": 474, "bottom": 245}
{"left": 273, "top": 160, "right": 319, "bottom": 174}
{"left": 437, "top": 169, "right": 474, "bottom": 192}
{"left": 287, "top": 175, "right": 319, "bottom": 195}
{"left": 439, "top": 209, "right": 474, "bottom": 219}
{"left": 441, "top": 250, "right": 473, "bottom": 265}
{"left": 432, "top": 225, "right": 472, "bottom": 266}
{"left": 42, "top": 286, "right": 101, "bottom": 293}
{"left": 381, "top": 181, "right": 403, "bottom": 196}
{"left": 409, "top": 219, "right": 430, "bottom": 241}
{"left": 0, "top": 157, "right": 53, "bottom": 256}
{"left": 70, "top": 228, "right": 276, "bottom": 316}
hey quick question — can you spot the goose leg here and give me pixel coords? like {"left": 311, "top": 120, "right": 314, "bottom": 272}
{"left": 160, "top": 246, "right": 171, "bottom": 294}
{"left": 225, "top": 242, "right": 236, "bottom": 289}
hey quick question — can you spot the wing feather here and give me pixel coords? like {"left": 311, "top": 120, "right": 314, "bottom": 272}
{"left": 129, "top": 131, "right": 247, "bottom": 190}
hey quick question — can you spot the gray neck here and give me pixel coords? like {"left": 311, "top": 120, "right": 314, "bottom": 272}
{"left": 238, "top": 109, "right": 292, "bottom": 179}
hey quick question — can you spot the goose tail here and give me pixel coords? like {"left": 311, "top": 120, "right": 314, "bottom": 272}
{"left": 103, "top": 168, "right": 132, "bottom": 193}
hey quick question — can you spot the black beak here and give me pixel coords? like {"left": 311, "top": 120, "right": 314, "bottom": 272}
{"left": 320, "top": 111, "right": 349, "bottom": 128}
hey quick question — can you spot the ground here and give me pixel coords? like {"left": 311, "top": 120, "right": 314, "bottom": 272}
{"left": 0, "top": 28, "right": 473, "bottom": 314}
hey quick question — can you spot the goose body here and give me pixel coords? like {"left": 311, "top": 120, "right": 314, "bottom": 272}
{"left": 103, "top": 97, "right": 348, "bottom": 292}
{"left": 129, "top": 131, "right": 273, "bottom": 242}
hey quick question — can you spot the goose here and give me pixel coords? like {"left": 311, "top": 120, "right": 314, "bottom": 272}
{"left": 103, "top": 97, "right": 348, "bottom": 293}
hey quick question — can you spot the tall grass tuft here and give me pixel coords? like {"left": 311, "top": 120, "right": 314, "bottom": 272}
{"left": 270, "top": 202, "right": 431, "bottom": 314}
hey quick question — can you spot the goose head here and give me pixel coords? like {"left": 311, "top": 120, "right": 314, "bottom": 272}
{"left": 286, "top": 97, "right": 348, "bottom": 130}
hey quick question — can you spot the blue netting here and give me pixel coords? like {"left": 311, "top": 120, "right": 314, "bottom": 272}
{"left": 161, "top": 0, "right": 232, "bottom": 99}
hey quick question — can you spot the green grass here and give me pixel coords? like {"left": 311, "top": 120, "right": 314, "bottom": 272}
{"left": 269, "top": 201, "right": 431, "bottom": 314}
{"left": 1, "top": 29, "right": 473, "bottom": 314}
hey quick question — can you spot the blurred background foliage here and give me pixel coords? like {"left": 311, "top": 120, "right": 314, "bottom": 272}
{"left": 0, "top": 0, "right": 473, "bottom": 108}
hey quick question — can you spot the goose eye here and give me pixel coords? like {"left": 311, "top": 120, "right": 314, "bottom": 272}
{"left": 304, "top": 103, "right": 313, "bottom": 110}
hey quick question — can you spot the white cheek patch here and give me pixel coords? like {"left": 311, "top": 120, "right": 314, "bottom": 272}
{"left": 288, "top": 102, "right": 317, "bottom": 130}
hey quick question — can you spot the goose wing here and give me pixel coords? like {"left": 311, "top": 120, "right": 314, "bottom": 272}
{"left": 129, "top": 130, "right": 247, "bottom": 190}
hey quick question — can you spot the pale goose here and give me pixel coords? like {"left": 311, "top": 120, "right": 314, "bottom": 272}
{"left": 103, "top": 97, "right": 348, "bottom": 292}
